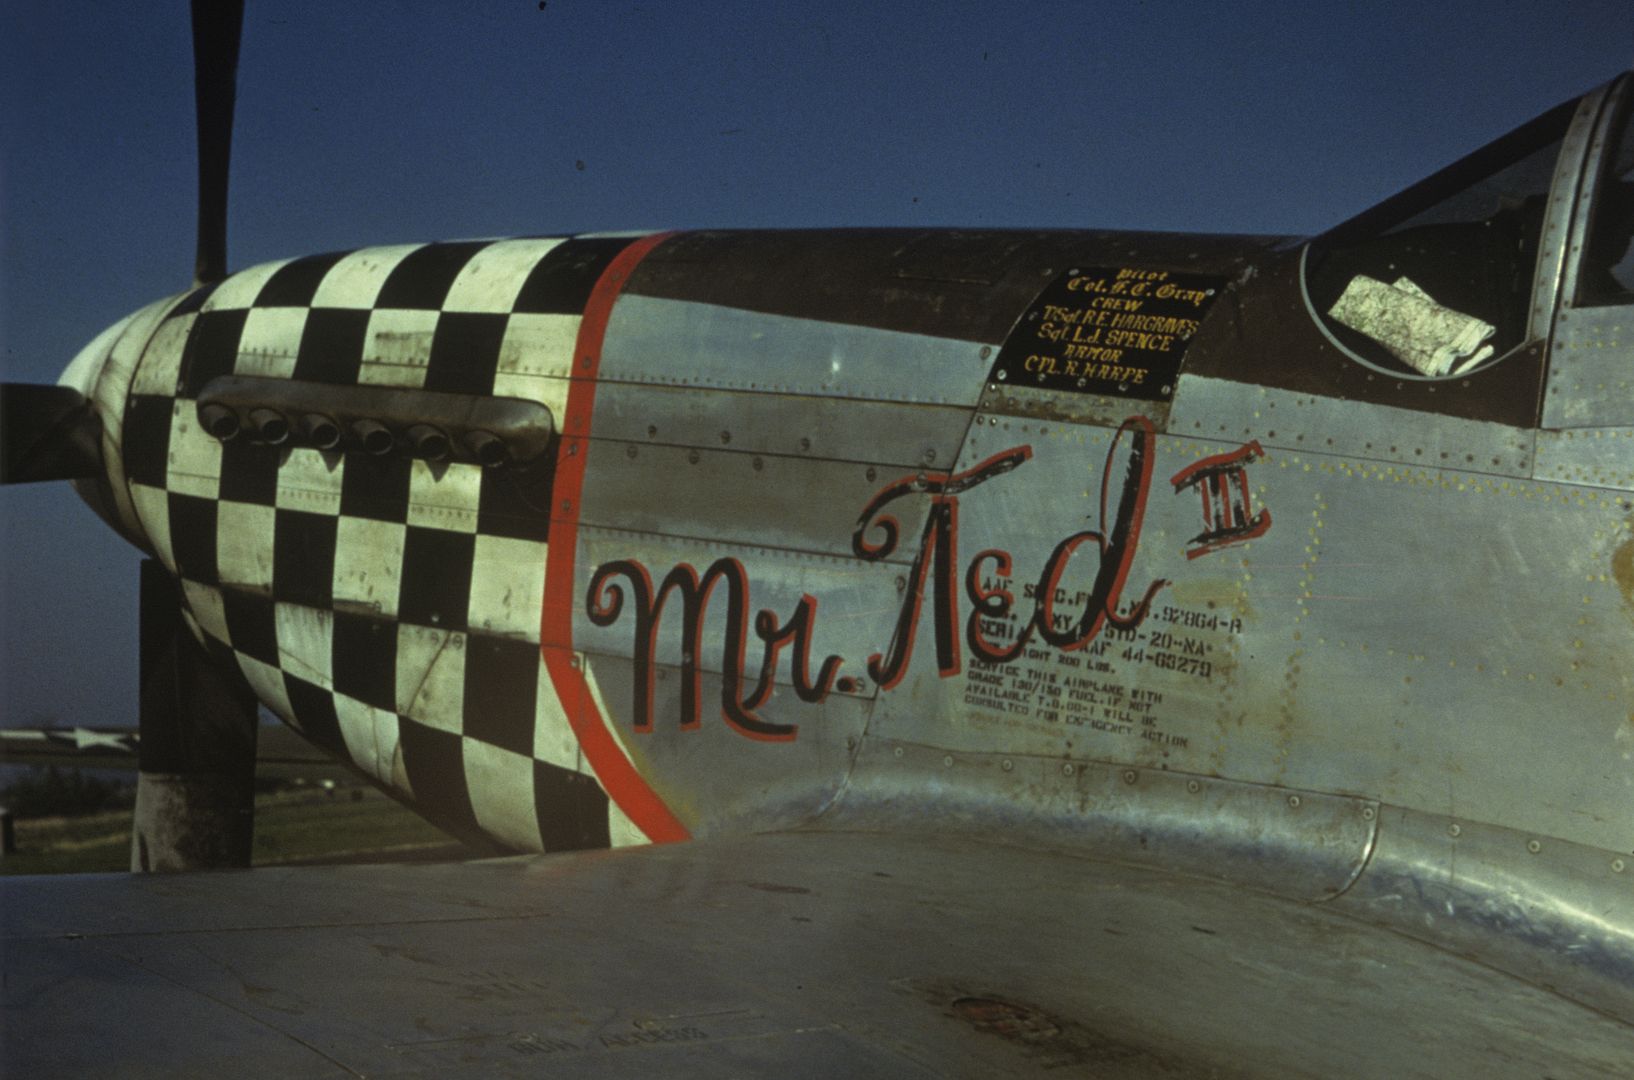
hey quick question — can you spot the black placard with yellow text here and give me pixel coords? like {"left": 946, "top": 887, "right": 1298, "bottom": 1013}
{"left": 990, "top": 267, "right": 1224, "bottom": 400}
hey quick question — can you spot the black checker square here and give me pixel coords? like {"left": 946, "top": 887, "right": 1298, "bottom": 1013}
{"left": 293, "top": 307, "right": 371, "bottom": 385}
{"left": 283, "top": 673, "right": 347, "bottom": 759}
{"left": 339, "top": 452, "right": 413, "bottom": 522}
{"left": 399, "top": 527, "right": 476, "bottom": 631}
{"left": 331, "top": 611, "right": 399, "bottom": 712}
{"left": 534, "top": 763, "right": 611, "bottom": 852}
{"left": 166, "top": 493, "right": 219, "bottom": 584}
{"left": 272, "top": 510, "right": 337, "bottom": 607}
{"left": 513, "top": 236, "right": 633, "bottom": 313}
{"left": 179, "top": 308, "right": 249, "bottom": 396}
{"left": 166, "top": 283, "right": 219, "bottom": 320}
{"left": 122, "top": 394, "right": 175, "bottom": 488}
{"left": 255, "top": 251, "right": 351, "bottom": 308}
{"left": 221, "top": 589, "right": 279, "bottom": 667}
{"left": 424, "top": 311, "right": 509, "bottom": 396}
{"left": 462, "top": 635, "right": 540, "bottom": 757}
{"left": 476, "top": 461, "right": 553, "bottom": 542}
{"left": 398, "top": 717, "right": 481, "bottom": 838}
{"left": 217, "top": 439, "right": 282, "bottom": 506}
{"left": 201, "top": 634, "right": 242, "bottom": 675}
{"left": 375, "top": 242, "right": 490, "bottom": 310}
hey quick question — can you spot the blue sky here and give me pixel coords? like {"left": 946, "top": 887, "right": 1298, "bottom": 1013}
{"left": 2, "top": 1, "right": 1631, "bottom": 730}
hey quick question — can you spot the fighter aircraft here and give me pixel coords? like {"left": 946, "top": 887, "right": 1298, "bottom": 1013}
{"left": 3, "top": 3, "right": 1632, "bottom": 1076}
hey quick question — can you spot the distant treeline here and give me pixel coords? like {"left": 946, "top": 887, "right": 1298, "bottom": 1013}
{"left": 1, "top": 767, "right": 135, "bottom": 817}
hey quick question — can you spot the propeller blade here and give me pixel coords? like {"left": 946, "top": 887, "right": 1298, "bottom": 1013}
{"left": 191, "top": 0, "right": 245, "bottom": 286}
{"left": 0, "top": 383, "right": 102, "bottom": 484}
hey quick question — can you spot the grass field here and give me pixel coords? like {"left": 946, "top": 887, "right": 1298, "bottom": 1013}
{"left": 0, "top": 784, "right": 474, "bottom": 875}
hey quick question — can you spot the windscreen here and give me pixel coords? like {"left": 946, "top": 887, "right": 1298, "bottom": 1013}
{"left": 1305, "top": 97, "right": 1580, "bottom": 379}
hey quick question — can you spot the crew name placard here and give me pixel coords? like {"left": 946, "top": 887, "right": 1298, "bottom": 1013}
{"left": 990, "top": 266, "right": 1224, "bottom": 400}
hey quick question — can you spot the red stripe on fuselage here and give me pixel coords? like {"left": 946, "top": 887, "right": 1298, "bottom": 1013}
{"left": 541, "top": 231, "right": 690, "bottom": 844}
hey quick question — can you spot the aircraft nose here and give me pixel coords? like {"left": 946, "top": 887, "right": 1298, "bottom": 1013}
{"left": 0, "top": 309, "right": 137, "bottom": 488}
{"left": 58, "top": 309, "right": 136, "bottom": 403}
{"left": 55, "top": 298, "right": 179, "bottom": 548}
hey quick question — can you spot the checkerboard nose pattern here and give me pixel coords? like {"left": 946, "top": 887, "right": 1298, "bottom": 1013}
{"left": 118, "top": 236, "right": 645, "bottom": 853}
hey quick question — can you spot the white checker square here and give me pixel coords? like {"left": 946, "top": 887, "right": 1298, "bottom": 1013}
{"left": 103, "top": 297, "right": 173, "bottom": 404}
{"left": 129, "top": 483, "right": 175, "bottom": 575}
{"left": 202, "top": 258, "right": 294, "bottom": 311}
{"left": 179, "top": 608, "right": 205, "bottom": 648}
{"left": 462, "top": 739, "right": 542, "bottom": 851}
{"left": 497, "top": 313, "right": 579, "bottom": 379}
{"left": 394, "top": 625, "right": 466, "bottom": 733}
{"left": 234, "top": 307, "right": 308, "bottom": 379}
{"left": 215, "top": 501, "right": 277, "bottom": 591}
{"left": 181, "top": 579, "right": 230, "bottom": 646}
{"left": 467, "top": 534, "right": 547, "bottom": 639}
{"left": 387, "top": 744, "right": 413, "bottom": 796}
{"left": 235, "top": 651, "right": 294, "bottom": 722}
{"left": 406, "top": 460, "right": 483, "bottom": 533}
{"left": 276, "top": 448, "right": 344, "bottom": 515}
{"left": 106, "top": 482, "right": 141, "bottom": 551}
{"left": 360, "top": 308, "right": 439, "bottom": 388}
{"left": 332, "top": 517, "right": 406, "bottom": 618}
{"left": 275, "top": 602, "right": 334, "bottom": 689}
{"left": 442, "top": 238, "right": 563, "bottom": 313}
{"left": 607, "top": 799, "right": 648, "bottom": 849}
{"left": 164, "top": 401, "right": 222, "bottom": 500}
{"left": 333, "top": 693, "right": 400, "bottom": 785}
{"left": 532, "top": 662, "right": 579, "bottom": 772}
{"left": 131, "top": 315, "right": 192, "bottom": 395}
{"left": 309, "top": 244, "right": 423, "bottom": 308}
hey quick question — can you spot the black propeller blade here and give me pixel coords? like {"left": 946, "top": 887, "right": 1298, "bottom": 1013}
{"left": 2, "top": 4, "right": 243, "bottom": 485}
{"left": 191, "top": 0, "right": 245, "bottom": 287}
{"left": 0, "top": 384, "right": 101, "bottom": 484}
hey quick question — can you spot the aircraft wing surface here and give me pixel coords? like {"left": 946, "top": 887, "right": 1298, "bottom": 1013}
{"left": 5, "top": 830, "right": 1629, "bottom": 1078}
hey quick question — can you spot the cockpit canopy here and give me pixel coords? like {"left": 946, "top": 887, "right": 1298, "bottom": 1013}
{"left": 1304, "top": 77, "right": 1634, "bottom": 382}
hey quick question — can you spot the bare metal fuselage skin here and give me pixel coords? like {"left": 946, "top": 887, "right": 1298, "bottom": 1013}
{"left": 56, "top": 78, "right": 1634, "bottom": 1029}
